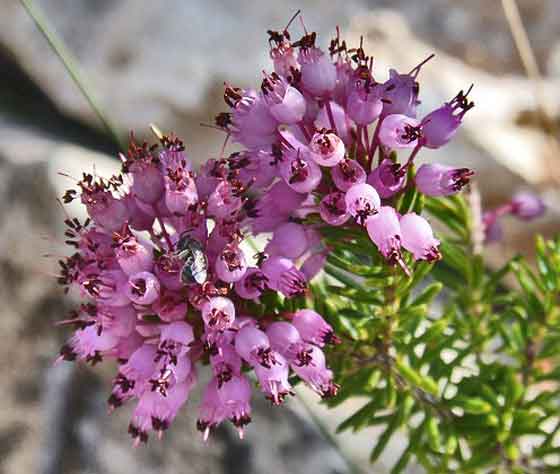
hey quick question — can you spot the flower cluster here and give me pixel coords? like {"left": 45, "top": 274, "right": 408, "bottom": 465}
{"left": 56, "top": 16, "right": 478, "bottom": 445}
{"left": 57, "top": 133, "right": 339, "bottom": 443}
{"left": 215, "top": 19, "right": 476, "bottom": 275}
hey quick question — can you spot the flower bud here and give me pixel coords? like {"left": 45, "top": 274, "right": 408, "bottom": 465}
{"left": 510, "top": 192, "right": 545, "bottom": 220}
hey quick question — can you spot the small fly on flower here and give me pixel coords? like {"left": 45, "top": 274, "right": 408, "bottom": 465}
{"left": 176, "top": 233, "right": 208, "bottom": 285}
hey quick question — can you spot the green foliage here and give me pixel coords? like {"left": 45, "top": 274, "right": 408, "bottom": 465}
{"left": 313, "top": 193, "right": 560, "bottom": 474}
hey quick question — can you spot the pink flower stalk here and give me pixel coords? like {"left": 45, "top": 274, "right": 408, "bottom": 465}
{"left": 400, "top": 213, "right": 441, "bottom": 262}
{"left": 415, "top": 163, "right": 474, "bottom": 196}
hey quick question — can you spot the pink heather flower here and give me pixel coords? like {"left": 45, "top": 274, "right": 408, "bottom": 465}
{"left": 215, "top": 243, "right": 248, "bottom": 283}
{"left": 421, "top": 87, "right": 474, "bottom": 149}
{"left": 254, "top": 352, "right": 292, "bottom": 405}
{"left": 320, "top": 191, "right": 350, "bottom": 226}
{"left": 347, "top": 82, "right": 383, "bottom": 125}
{"left": 290, "top": 344, "right": 338, "bottom": 398}
{"left": 261, "top": 256, "right": 307, "bottom": 298}
{"left": 154, "top": 254, "right": 183, "bottom": 291}
{"left": 301, "top": 251, "right": 327, "bottom": 280}
{"left": 211, "top": 343, "right": 242, "bottom": 388}
{"left": 160, "top": 321, "right": 194, "bottom": 350}
{"left": 309, "top": 130, "right": 345, "bottom": 167}
{"left": 400, "top": 213, "right": 441, "bottom": 262}
{"left": 123, "top": 194, "right": 155, "bottom": 231}
{"left": 366, "top": 206, "right": 409, "bottom": 274}
{"left": 218, "top": 375, "right": 252, "bottom": 436}
{"left": 345, "top": 183, "right": 381, "bottom": 225}
{"left": 202, "top": 297, "right": 236, "bottom": 332}
{"left": 331, "top": 159, "right": 367, "bottom": 192}
{"left": 126, "top": 271, "right": 160, "bottom": 305}
{"left": 81, "top": 269, "right": 131, "bottom": 307}
{"left": 235, "top": 268, "right": 268, "bottom": 300}
{"left": 98, "top": 304, "right": 137, "bottom": 337}
{"left": 510, "top": 192, "right": 546, "bottom": 220}
{"left": 164, "top": 168, "right": 198, "bottom": 215}
{"left": 152, "top": 292, "right": 188, "bottom": 322}
{"left": 368, "top": 159, "right": 407, "bottom": 198}
{"left": 251, "top": 180, "right": 307, "bottom": 233}
{"left": 60, "top": 324, "right": 119, "bottom": 363}
{"left": 114, "top": 231, "right": 154, "bottom": 276}
{"left": 415, "top": 163, "right": 474, "bottom": 196}
{"left": 292, "top": 309, "right": 340, "bottom": 347}
{"left": 207, "top": 181, "right": 243, "bottom": 219}
{"left": 230, "top": 150, "right": 277, "bottom": 189}
{"left": 379, "top": 114, "right": 422, "bottom": 149}
{"left": 108, "top": 344, "right": 158, "bottom": 409}
{"left": 129, "top": 380, "right": 193, "bottom": 444}
{"left": 299, "top": 47, "right": 337, "bottom": 97}
{"left": 82, "top": 190, "right": 129, "bottom": 232}
{"left": 315, "top": 101, "right": 352, "bottom": 144}
{"left": 226, "top": 88, "right": 278, "bottom": 149}
{"left": 266, "top": 321, "right": 314, "bottom": 367}
{"left": 197, "top": 378, "right": 227, "bottom": 440}
{"left": 266, "top": 222, "right": 309, "bottom": 259}
{"left": 235, "top": 326, "right": 277, "bottom": 368}
{"left": 270, "top": 37, "right": 299, "bottom": 78}
{"left": 381, "top": 68, "right": 421, "bottom": 118}
{"left": 130, "top": 162, "right": 165, "bottom": 205}
{"left": 279, "top": 149, "right": 322, "bottom": 194}
{"left": 261, "top": 72, "right": 306, "bottom": 124}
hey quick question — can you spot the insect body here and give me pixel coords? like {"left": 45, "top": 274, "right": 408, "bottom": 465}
{"left": 176, "top": 234, "right": 208, "bottom": 285}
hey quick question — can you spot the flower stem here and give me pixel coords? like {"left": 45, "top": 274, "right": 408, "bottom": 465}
{"left": 20, "top": 0, "right": 125, "bottom": 151}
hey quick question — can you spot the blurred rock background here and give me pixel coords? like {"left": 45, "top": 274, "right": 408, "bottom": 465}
{"left": 0, "top": 1, "right": 559, "bottom": 473}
